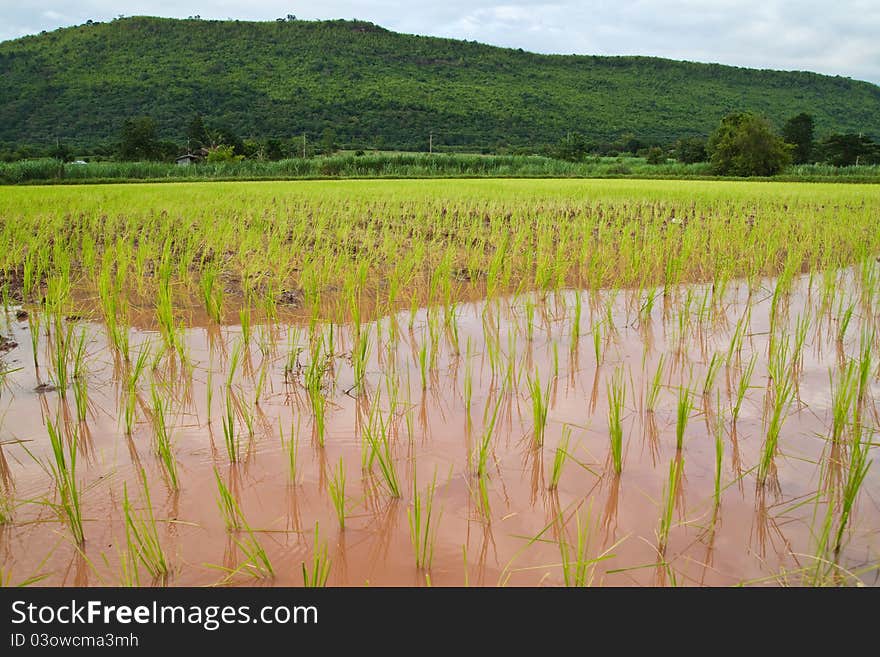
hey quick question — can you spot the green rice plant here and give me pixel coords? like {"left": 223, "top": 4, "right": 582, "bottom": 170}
{"left": 364, "top": 404, "right": 401, "bottom": 498}
{"left": 150, "top": 384, "right": 179, "bottom": 489}
{"left": 221, "top": 390, "right": 240, "bottom": 463}
{"left": 69, "top": 329, "right": 89, "bottom": 419}
{"left": 408, "top": 470, "right": 440, "bottom": 570}
{"left": 352, "top": 323, "right": 371, "bottom": 392}
{"left": 675, "top": 385, "right": 692, "bottom": 451}
{"left": 833, "top": 427, "right": 873, "bottom": 555}
{"left": 714, "top": 393, "right": 724, "bottom": 508}
{"left": 830, "top": 362, "right": 858, "bottom": 444}
{"left": 528, "top": 369, "right": 551, "bottom": 446}
{"left": 607, "top": 368, "right": 626, "bottom": 473}
{"left": 302, "top": 522, "right": 331, "bottom": 587}
{"left": 122, "top": 476, "right": 169, "bottom": 581}
{"left": 557, "top": 506, "right": 615, "bottom": 587}
{"left": 124, "top": 342, "right": 151, "bottom": 435}
{"left": 592, "top": 322, "right": 602, "bottom": 365}
{"left": 305, "top": 343, "right": 327, "bottom": 446}
{"left": 855, "top": 332, "right": 873, "bottom": 426}
{"left": 549, "top": 425, "right": 571, "bottom": 490}
{"left": 27, "top": 311, "right": 40, "bottom": 370}
{"left": 524, "top": 297, "right": 536, "bottom": 342}
{"left": 199, "top": 264, "right": 224, "bottom": 323}
{"left": 657, "top": 456, "right": 683, "bottom": 554}
{"left": 570, "top": 292, "right": 582, "bottom": 355}
{"left": 837, "top": 301, "right": 854, "bottom": 347}
{"left": 731, "top": 354, "right": 757, "bottom": 424}
{"left": 155, "top": 255, "right": 177, "bottom": 352}
{"left": 239, "top": 303, "right": 251, "bottom": 346}
{"left": 702, "top": 353, "right": 722, "bottom": 397}
{"left": 254, "top": 360, "right": 268, "bottom": 405}
{"left": 646, "top": 354, "right": 665, "bottom": 413}
{"left": 328, "top": 457, "right": 347, "bottom": 530}
{"left": 49, "top": 320, "right": 73, "bottom": 397}
{"left": 792, "top": 312, "right": 811, "bottom": 376}
{"left": 46, "top": 419, "right": 84, "bottom": 545}
{"left": 463, "top": 337, "right": 474, "bottom": 418}
{"left": 214, "top": 469, "right": 241, "bottom": 531}
{"left": 757, "top": 371, "right": 795, "bottom": 486}
{"left": 476, "top": 396, "right": 503, "bottom": 477}
{"left": 226, "top": 339, "right": 243, "bottom": 389}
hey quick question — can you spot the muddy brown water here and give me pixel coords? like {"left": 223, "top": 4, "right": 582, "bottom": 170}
{"left": 0, "top": 268, "right": 878, "bottom": 587}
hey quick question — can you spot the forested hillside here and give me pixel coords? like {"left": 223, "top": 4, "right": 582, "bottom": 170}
{"left": 2, "top": 16, "right": 879, "bottom": 151}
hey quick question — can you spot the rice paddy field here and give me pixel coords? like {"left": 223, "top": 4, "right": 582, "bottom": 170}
{"left": 0, "top": 178, "right": 878, "bottom": 587}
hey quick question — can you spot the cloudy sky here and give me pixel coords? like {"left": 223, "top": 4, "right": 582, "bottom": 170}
{"left": 2, "top": 1, "right": 878, "bottom": 84}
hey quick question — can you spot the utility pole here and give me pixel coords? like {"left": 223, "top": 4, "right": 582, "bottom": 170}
{"left": 302, "top": 132, "right": 306, "bottom": 159}
{"left": 429, "top": 132, "right": 433, "bottom": 154}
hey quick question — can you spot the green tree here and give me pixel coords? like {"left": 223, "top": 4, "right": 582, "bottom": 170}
{"left": 818, "top": 133, "right": 880, "bottom": 166}
{"left": 673, "top": 136, "right": 707, "bottom": 163}
{"left": 205, "top": 144, "right": 244, "bottom": 163}
{"left": 554, "top": 132, "right": 588, "bottom": 162}
{"left": 644, "top": 146, "right": 666, "bottom": 164}
{"left": 321, "top": 127, "right": 337, "bottom": 155}
{"left": 49, "top": 140, "right": 72, "bottom": 162}
{"left": 707, "top": 112, "right": 791, "bottom": 176}
{"left": 118, "top": 116, "right": 162, "bottom": 161}
{"left": 207, "top": 124, "right": 244, "bottom": 155}
{"left": 186, "top": 113, "right": 209, "bottom": 150}
{"left": 781, "top": 113, "right": 815, "bottom": 164}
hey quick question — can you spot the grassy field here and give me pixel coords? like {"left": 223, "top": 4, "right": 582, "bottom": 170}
{"left": 2, "top": 154, "right": 880, "bottom": 185}
{"left": 0, "top": 178, "right": 878, "bottom": 586}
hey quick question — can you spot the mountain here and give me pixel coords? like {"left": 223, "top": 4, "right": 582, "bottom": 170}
{"left": 2, "top": 16, "right": 879, "bottom": 151}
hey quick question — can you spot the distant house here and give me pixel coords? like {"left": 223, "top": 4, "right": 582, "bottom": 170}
{"left": 175, "top": 153, "right": 200, "bottom": 166}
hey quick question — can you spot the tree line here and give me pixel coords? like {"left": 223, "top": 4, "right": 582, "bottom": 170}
{"left": 555, "top": 112, "right": 880, "bottom": 175}
{"left": 2, "top": 110, "right": 878, "bottom": 178}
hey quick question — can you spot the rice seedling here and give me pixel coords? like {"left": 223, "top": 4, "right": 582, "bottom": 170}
{"left": 657, "top": 456, "right": 683, "bottom": 554}
{"left": 364, "top": 403, "right": 401, "bottom": 498}
{"left": 200, "top": 265, "right": 224, "bottom": 323}
{"left": 528, "top": 369, "right": 551, "bottom": 446}
{"left": 833, "top": 427, "right": 873, "bottom": 555}
{"left": 352, "top": 323, "right": 371, "bottom": 392}
{"left": 328, "top": 457, "right": 347, "bottom": 530}
{"left": 714, "top": 393, "right": 724, "bottom": 508}
{"left": 45, "top": 419, "right": 84, "bottom": 545}
{"left": 302, "top": 522, "right": 331, "bottom": 587}
{"left": 675, "top": 385, "right": 692, "bottom": 451}
{"left": 305, "top": 342, "right": 328, "bottom": 446}
{"left": 122, "top": 476, "right": 169, "bottom": 581}
{"left": 212, "top": 470, "right": 274, "bottom": 578}
{"left": 221, "top": 390, "right": 240, "bottom": 463}
{"left": 408, "top": 469, "right": 440, "bottom": 570}
{"left": 830, "top": 363, "right": 858, "bottom": 444}
{"left": 150, "top": 384, "right": 179, "bottom": 489}
{"left": 702, "top": 353, "right": 722, "bottom": 397}
{"left": 757, "top": 366, "right": 795, "bottom": 486}
{"left": 607, "top": 368, "right": 626, "bottom": 473}
{"left": 549, "top": 425, "right": 572, "bottom": 490}
{"left": 731, "top": 355, "right": 757, "bottom": 425}
{"left": 557, "top": 505, "right": 618, "bottom": 587}
{"left": 646, "top": 354, "right": 665, "bottom": 413}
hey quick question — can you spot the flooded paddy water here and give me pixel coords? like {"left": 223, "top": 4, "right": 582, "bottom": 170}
{"left": 0, "top": 179, "right": 878, "bottom": 587}
{"left": 1, "top": 265, "right": 878, "bottom": 587}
